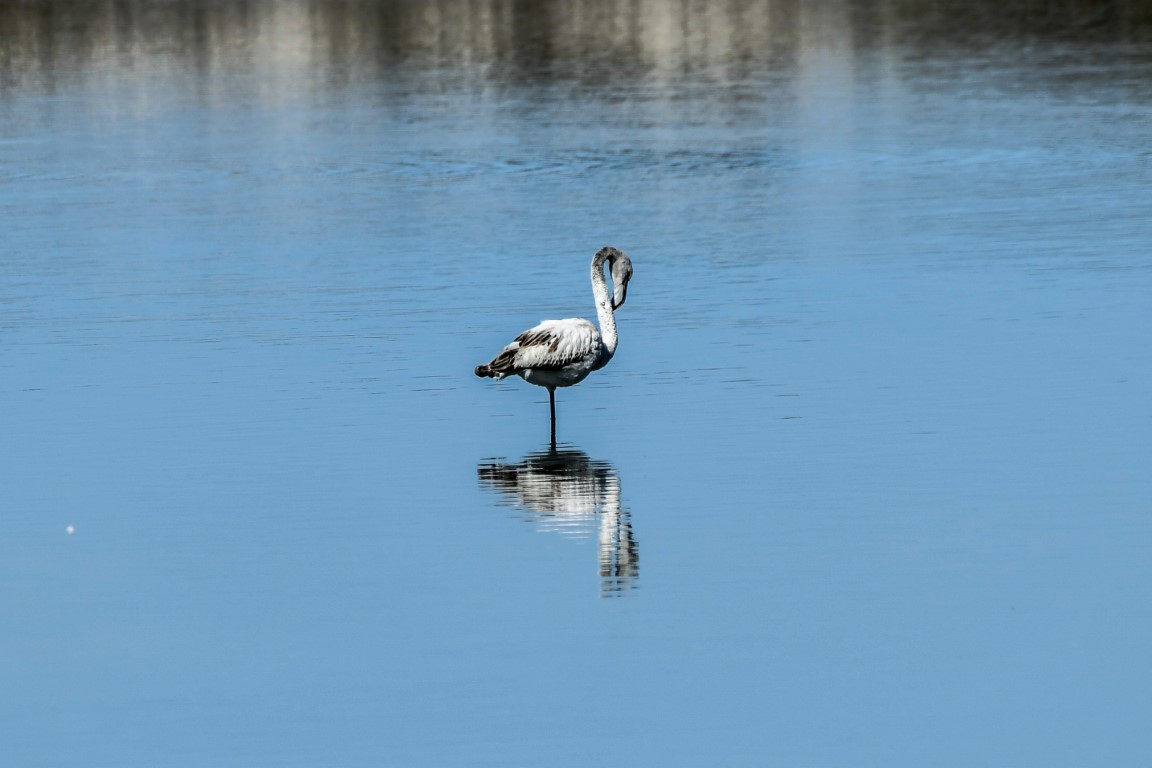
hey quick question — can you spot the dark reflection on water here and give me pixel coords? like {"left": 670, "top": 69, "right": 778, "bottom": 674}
{"left": 478, "top": 446, "right": 638, "bottom": 597}
{"left": 3, "top": 0, "right": 1151, "bottom": 94}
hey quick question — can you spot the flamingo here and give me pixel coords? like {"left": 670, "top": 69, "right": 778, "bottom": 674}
{"left": 475, "top": 246, "right": 633, "bottom": 446}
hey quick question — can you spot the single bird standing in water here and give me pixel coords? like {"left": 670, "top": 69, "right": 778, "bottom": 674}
{"left": 475, "top": 246, "right": 634, "bottom": 447}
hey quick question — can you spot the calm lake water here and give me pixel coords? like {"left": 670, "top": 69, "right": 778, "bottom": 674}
{"left": 3, "top": 1, "right": 1151, "bottom": 765}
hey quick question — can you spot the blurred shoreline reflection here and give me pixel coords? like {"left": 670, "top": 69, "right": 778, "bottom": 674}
{"left": 3, "top": 0, "right": 1151, "bottom": 100}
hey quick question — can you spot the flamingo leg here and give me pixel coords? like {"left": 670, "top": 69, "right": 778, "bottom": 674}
{"left": 549, "top": 388, "right": 557, "bottom": 448}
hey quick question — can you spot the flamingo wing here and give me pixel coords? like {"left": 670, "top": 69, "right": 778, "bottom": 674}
{"left": 488, "top": 318, "right": 601, "bottom": 375}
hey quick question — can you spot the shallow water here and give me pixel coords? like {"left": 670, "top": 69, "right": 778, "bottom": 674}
{"left": 3, "top": 1, "right": 1152, "bottom": 765}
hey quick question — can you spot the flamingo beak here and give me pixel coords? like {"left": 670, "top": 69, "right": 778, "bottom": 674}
{"left": 612, "top": 283, "right": 628, "bottom": 310}
{"left": 607, "top": 249, "right": 633, "bottom": 310}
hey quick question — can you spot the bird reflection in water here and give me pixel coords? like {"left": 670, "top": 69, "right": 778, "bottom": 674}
{"left": 477, "top": 447, "right": 638, "bottom": 596}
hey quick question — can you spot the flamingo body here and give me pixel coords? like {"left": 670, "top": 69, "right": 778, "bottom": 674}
{"left": 475, "top": 317, "right": 603, "bottom": 389}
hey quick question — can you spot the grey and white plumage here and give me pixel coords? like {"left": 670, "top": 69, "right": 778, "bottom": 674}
{"left": 475, "top": 246, "right": 633, "bottom": 442}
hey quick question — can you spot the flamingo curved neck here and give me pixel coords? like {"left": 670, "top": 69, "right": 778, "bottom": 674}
{"left": 591, "top": 256, "right": 618, "bottom": 366}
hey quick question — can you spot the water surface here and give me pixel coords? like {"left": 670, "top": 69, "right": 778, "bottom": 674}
{"left": 2, "top": 2, "right": 1151, "bottom": 765}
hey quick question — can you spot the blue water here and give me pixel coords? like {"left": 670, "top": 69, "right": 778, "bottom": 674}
{"left": 3, "top": 2, "right": 1151, "bottom": 765}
